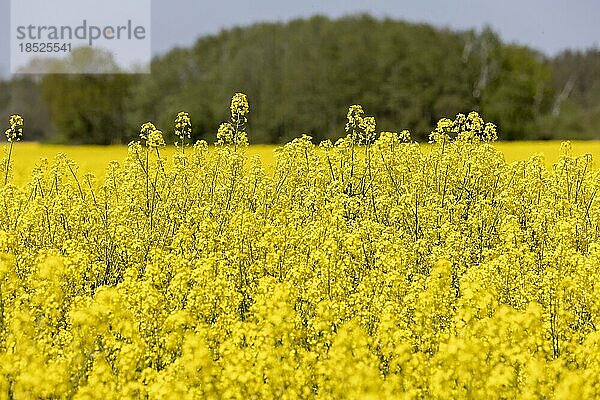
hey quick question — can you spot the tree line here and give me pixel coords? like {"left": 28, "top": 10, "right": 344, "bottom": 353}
{"left": 1, "top": 14, "right": 599, "bottom": 144}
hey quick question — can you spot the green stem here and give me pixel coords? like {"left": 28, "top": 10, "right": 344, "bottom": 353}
{"left": 146, "top": 149, "right": 150, "bottom": 214}
{"left": 3, "top": 141, "right": 13, "bottom": 186}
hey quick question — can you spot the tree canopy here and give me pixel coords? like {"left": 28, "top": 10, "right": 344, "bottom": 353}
{"left": 1, "top": 15, "right": 598, "bottom": 143}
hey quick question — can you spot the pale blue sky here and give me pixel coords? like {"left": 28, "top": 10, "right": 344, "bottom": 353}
{"left": 1, "top": 0, "right": 599, "bottom": 77}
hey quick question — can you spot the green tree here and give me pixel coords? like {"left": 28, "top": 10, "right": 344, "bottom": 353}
{"left": 41, "top": 48, "right": 136, "bottom": 144}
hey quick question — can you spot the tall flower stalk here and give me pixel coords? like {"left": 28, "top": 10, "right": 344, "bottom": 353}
{"left": 3, "top": 115, "right": 23, "bottom": 186}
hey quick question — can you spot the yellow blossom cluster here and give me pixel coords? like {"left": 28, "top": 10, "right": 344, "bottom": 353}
{"left": 217, "top": 93, "right": 249, "bottom": 148}
{"left": 4, "top": 116, "right": 23, "bottom": 143}
{"left": 0, "top": 98, "right": 600, "bottom": 398}
{"left": 174, "top": 112, "right": 192, "bottom": 142}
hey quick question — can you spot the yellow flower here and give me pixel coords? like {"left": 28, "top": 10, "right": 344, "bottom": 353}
{"left": 140, "top": 121, "right": 157, "bottom": 141}
{"left": 5, "top": 114, "right": 24, "bottom": 142}
{"left": 147, "top": 129, "right": 165, "bottom": 148}
{"left": 230, "top": 93, "right": 249, "bottom": 119}
{"left": 174, "top": 111, "right": 192, "bottom": 141}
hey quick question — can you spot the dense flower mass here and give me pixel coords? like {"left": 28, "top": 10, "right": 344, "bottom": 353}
{"left": 1, "top": 97, "right": 600, "bottom": 398}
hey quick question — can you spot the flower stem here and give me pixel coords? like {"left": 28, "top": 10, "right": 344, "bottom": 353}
{"left": 3, "top": 141, "right": 13, "bottom": 186}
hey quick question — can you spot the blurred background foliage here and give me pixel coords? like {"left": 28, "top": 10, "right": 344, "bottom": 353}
{"left": 1, "top": 15, "right": 599, "bottom": 144}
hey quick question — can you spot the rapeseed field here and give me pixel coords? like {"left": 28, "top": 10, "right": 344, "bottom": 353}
{"left": 1, "top": 95, "right": 600, "bottom": 399}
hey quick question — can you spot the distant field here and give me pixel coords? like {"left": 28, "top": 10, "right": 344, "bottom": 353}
{"left": 6, "top": 143, "right": 278, "bottom": 185}
{"left": 5, "top": 141, "right": 600, "bottom": 185}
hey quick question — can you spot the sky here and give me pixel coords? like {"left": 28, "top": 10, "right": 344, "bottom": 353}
{"left": 1, "top": 0, "right": 599, "bottom": 77}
